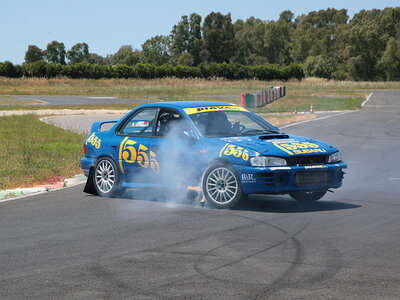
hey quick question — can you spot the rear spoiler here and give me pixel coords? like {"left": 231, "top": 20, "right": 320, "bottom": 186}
{"left": 90, "top": 120, "right": 118, "bottom": 133}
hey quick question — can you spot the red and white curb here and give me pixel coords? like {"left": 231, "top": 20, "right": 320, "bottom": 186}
{"left": 0, "top": 174, "right": 86, "bottom": 202}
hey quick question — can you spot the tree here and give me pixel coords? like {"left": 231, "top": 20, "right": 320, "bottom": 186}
{"left": 335, "top": 9, "right": 386, "bottom": 80}
{"left": 67, "top": 43, "right": 89, "bottom": 64}
{"left": 264, "top": 19, "right": 293, "bottom": 64}
{"left": 202, "top": 12, "right": 236, "bottom": 63}
{"left": 171, "top": 15, "right": 190, "bottom": 63}
{"left": 88, "top": 53, "right": 105, "bottom": 65}
{"left": 303, "top": 55, "right": 337, "bottom": 79}
{"left": 112, "top": 45, "right": 141, "bottom": 65}
{"left": 188, "top": 13, "right": 203, "bottom": 65}
{"left": 380, "top": 37, "right": 400, "bottom": 80}
{"left": 170, "top": 13, "right": 203, "bottom": 65}
{"left": 43, "top": 41, "right": 66, "bottom": 64}
{"left": 24, "top": 45, "right": 43, "bottom": 63}
{"left": 290, "top": 9, "right": 348, "bottom": 63}
{"left": 141, "top": 35, "right": 171, "bottom": 65}
{"left": 177, "top": 53, "right": 194, "bottom": 66}
{"left": 262, "top": 11, "right": 295, "bottom": 65}
{"left": 233, "top": 17, "right": 267, "bottom": 65}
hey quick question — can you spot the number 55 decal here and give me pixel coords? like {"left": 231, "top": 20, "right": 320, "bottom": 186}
{"left": 119, "top": 137, "right": 160, "bottom": 174}
{"left": 220, "top": 143, "right": 249, "bottom": 161}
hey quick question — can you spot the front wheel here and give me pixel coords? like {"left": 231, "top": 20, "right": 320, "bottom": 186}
{"left": 202, "top": 163, "right": 243, "bottom": 209}
{"left": 289, "top": 190, "right": 327, "bottom": 203}
{"left": 93, "top": 157, "right": 122, "bottom": 197}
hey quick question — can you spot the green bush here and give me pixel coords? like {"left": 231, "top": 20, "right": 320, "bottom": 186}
{"left": 174, "top": 65, "right": 200, "bottom": 78}
{"left": 134, "top": 63, "right": 157, "bottom": 79}
{"left": 45, "top": 63, "right": 63, "bottom": 78}
{"left": 112, "top": 64, "right": 135, "bottom": 79}
{"left": 22, "top": 60, "right": 47, "bottom": 77}
{"left": 0, "top": 60, "right": 305, "bottom": 80}
{"left": 157, "top": 63, "right": 174, "bottom": 78}
{"left": 0, "top": 61, "right": 22, "bottom": 77}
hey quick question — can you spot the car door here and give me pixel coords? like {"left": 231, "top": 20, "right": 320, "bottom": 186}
{"left": 115, "top": 107, "right": 159, "bottom": 183}
{"left": 149, "top": 109, "right": 201, "bottom": 188}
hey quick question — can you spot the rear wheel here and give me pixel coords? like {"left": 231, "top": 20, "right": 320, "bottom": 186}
{"left": 93, "top": 157, "right": 122, "bottom": 197}
{"left": 289, "top": 190, "right": 327, "bottom": 203}
{"left": 202, "top": 163, "right": 243, "bottom": 209}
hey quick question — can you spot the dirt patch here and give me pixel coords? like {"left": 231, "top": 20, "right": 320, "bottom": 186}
{"left": 262, "top": 114, "right": 316, "bottom": 127}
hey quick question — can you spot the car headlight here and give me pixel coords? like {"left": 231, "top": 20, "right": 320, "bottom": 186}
{"left": 250, "top": 156, "right": 287, "bottom": 167}
{"left": 328, "top": 151, "right": 342, "bottom": 163}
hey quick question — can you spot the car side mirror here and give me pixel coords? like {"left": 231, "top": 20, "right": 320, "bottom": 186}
{"left": 183, "top": 130, "right": 197, "bottom": 145}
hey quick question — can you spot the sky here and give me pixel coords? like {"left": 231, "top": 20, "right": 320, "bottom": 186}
{"left": 1, "top": 0, "right": 399, "bottom": 64}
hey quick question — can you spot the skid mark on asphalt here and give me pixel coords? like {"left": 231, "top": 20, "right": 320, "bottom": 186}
{"left": 81, "top": 213, "right": 290, "bottom": 299}
{"left": 145, "top": 214, "right": 308, "bottom": 293}
{"left": 140, "top": 213, "right": 286, "bottom": 254}
{"left": 255, "top": 240, "right": 343, "bottom": 298}
{"left": 191, "top": 214, "right": 310, "bottom": 285}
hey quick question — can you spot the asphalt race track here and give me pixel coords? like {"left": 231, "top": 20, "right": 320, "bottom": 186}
{"left": 1, "top": 92, "right": 400, "bottom": 299}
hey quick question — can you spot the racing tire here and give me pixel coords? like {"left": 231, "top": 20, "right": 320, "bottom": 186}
{"left": 93, "top": 157, "right": 122, "bottom": 198}
{"left": 202, "top": 163, "right": 243, "bottom": 209}
{"left": 289, "top": 190, "right": 327, "bottom": 203}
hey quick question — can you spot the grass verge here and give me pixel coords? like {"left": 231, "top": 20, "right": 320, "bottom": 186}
{"left": 1, "top": 77, "right": 400, "bottom": 98}
{"left": 0, "top": 115, "right": 84, "bottom": 189}
{"left": 1, "top": 77, "right": 392, "bottom": 112}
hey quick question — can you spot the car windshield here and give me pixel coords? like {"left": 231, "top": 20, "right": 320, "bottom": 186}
{"left": 188, "top": 110, "right": 280, "bottom": 137}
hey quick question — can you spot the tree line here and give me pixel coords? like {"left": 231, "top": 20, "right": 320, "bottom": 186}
{"left": 2, "top": 7, "right": 400, "bottom": 81}
{"left": 0, "top": 60, "right": 303, "bottom": 81}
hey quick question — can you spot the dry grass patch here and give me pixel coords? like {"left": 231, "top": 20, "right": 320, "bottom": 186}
{"left": 261, "top": 114, "right": 316, "bottom": 127}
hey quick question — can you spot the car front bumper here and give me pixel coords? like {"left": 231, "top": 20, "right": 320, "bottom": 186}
{"left": 235, "top": 162, "right": 347, "bottom": 194}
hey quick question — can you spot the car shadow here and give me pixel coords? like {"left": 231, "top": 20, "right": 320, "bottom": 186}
{"left": 115, "top": 189, "right": 361, "bottom": 214}
{"left": 234, "top": 194, "right": 361, "bottom": 213}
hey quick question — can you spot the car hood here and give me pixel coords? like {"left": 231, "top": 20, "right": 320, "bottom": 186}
{"left": 219, "top": 134, "right": 337, "bottom": 157}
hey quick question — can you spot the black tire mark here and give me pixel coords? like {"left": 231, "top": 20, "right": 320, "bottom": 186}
{"left": 89, "top": 247, "right": 170, "bottom": 299}
{"left": 142, "top": 214, "right": 285, "bottom": 254}
{"left": 192, "top": 213, "right": 310, "bottom": 284}
{"left": 86, "top": 214, "right": 285, "bottom": 298}
{"left": 253, "top": 237, "right": 305, "bottom": 298}
{"left": 152, "top": 214, "right": 308, "bottom": 292}
{"left": 255, "top": 241, "right": 343, "bottom": 298}
{"left": 307, "top": 246, "right": 343, "bottom": 284}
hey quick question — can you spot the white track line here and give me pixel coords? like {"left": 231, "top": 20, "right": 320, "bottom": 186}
{"left": 280, "top": 110, "right": 354, "bottom": 129}
{"left": 17, "top": 97, "right": 48, "bottom": 105}
{"left": 282, "top": 92, "right": 372, "bottom": 129}
{"left": 362, "top": 92, "right": 373, "bottom": 107}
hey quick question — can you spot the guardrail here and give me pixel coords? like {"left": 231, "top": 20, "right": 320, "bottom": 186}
{"left": 240, "top": 86, "right": 286, "bottom": 108}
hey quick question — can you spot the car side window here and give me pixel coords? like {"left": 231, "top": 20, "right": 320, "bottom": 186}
{"left": 119, "top": 108, "right": 157, "bottom": 136}
{"left": 155, "top": 110, "right": 190, "bottom": 138}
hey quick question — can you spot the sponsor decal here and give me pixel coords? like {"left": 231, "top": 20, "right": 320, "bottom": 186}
{"left": 183, "top": 106, "right": 248, "bottom": 115}
{"left": 241, "top": 173, "right": 256, "bottom": 182}
{"left": 273, "top": 141, "right": 326, "bottom": 155}
{"left": 131, "top": 121, "right": 149, "bottom": 127}
{"left": 270, "top": 167, "right": 291, "bottom": 171}
{"left": 264, "top": 139, "right": 297, "bottom": 143}
{"left": 119, "top": 137, "right": 160, "bottom": 174}
{"left": 187, "top": 186, "right": 201, "bottom": 191}
{"left": 219, "top": 143, "right": 249, "bottom": 161}
{"left": 304, "top": 165, "right": 327, "bottom": 170}
{"left": 86, "top": 133, "right": 101, "bottom": 149}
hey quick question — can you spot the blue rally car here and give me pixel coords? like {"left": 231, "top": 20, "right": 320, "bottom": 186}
{"left": 81, "top": 101, "right": 346, "bottom": 209}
